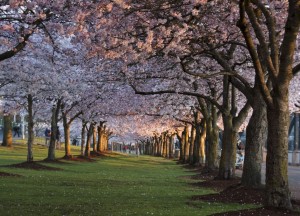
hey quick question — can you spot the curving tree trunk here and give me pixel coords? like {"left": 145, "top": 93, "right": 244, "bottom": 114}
{"left": 242, "top": 86, "right": 267, "bottom": 187}
{"left": 61, "top": 105, "right": 82, "bottom": 159}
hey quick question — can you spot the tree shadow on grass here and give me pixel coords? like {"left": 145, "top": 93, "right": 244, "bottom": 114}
{"left": 4, "top": 161, "right": 63, "bottom": 171}
{"left": 0, "top": 171, "right": 22, "bottom": 177}
{"left": 61, "top": 155, "right": 96, "bottom": 162}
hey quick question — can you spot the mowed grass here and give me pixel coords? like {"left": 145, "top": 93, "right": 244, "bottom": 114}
{"left": 0, "top": 143, "right": 258, "bottom": 216}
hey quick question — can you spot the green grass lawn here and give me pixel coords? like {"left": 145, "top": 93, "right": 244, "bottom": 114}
{"left": 0, "top": 143, "right": 258, "bottom": 216}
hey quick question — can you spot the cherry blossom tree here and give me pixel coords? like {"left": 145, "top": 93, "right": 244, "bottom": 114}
{"left": 237, "top": 0, "right": 300, "bottom": 208}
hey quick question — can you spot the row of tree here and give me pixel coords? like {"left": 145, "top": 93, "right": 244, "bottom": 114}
{"left": 1, "top": 0, "right": 300, "bottom": 210}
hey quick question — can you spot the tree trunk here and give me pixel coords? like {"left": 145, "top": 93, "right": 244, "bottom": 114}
{"left": 2, "top": 114, "right": 12, "bottom": 147}
{"left": 205, "top": 106, "right": 219, "bottom": 171}
{"left": 85, "top": 123, "right": 94, "bottom": 157}
{"left": 100, "top": 126, "right": 107, "bottom": 152}
{"left": 96, "top": 124, "right": 102, "bottom": 152}
{"left": 183, "top": 126, "right": 190, "bottom": 163}
{"left": 176, "top": 131, "right": 184, "bottom": 161}
{"left": 265, "top": 100, "right": 291, "bottom": 208}
{"left": 169, "top": 134, "right": 175, "bottom": 158}
{"left": 218, "top": 113, "right": 237, "bottom": 179}
{"left": 27, "top": 94, "right": 34, "bottom": 162}
{"left": 166, "top": 134, "right": 170, "bottom": 158}
{"left": 93, "top": 124, "right": 97, "bottom": 152}
{"left": 62, "top": 116, "right": 72, "bottom": 159}
{"left": 104, "top": 134, "right": 109, "bottom": 151}
{"left": 193, "top": 123, "right": 201, "bottom": 165}
{"left": 81, "top": 120, "right": 87, "bottom": 156}
{"left": 162, "top": 133, "right": 166, "bottom": 157}
{"left": 189, "top": 126, "right": 196, "bottom": 165}
{"left": 158, "top": 136, "right": 161, "bottom": 156}
{"left": 242, "top": 88, "right": 267, "bottom": 187}
{"left": 199, "top": 121, "right": 206, "bottom": 165}
{"left": 46, "top": 99, "right": 61, "bottom": 161}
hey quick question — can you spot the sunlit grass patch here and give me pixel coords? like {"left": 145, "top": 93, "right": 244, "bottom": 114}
{"left": 0, "top": 143, "right": 261, "bottom": 216}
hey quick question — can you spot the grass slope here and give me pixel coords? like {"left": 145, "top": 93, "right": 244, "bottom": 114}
{"left": 0, "top": 143, "right": 258, "bottom": 216}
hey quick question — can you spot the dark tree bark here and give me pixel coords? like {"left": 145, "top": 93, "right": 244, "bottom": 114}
{"left": 189, "top": 126, "right": 196, "bottom": 165}
{"left": 237, "top": 0, "right": 300, "bottom": 208}
{"left": 62, "top": 117, "right": 71, "bottom": 159}
{"left": 193, "top": 122, "right": 201, "bottom": 165}
{"left": 242, "top": 86, "right": 267, "bottom": 187}
{"left": 81, "top": 120, "right": 87, "bottom": 156}
{"left": 92, "top": 123, "right": 97, "bottom": 152}
{"left": 198, "top": 97, "right": 219, "bottom": 171}
{"left": 265, "top": 97, "right": 291, "bottom": 208}
{"left": 46, "top": 99, "right": 61, "bottom": 161}
{"left": 169, "top": 134, "right": 175, "bottom": 158}
{"left": 176, "top": 131, "right": 184, "bottom": 161}
{"left": 218, "top": 78, "right": 250, "bottom": 179}
{"left": 27, "top": 94, "right": 34, "bottom": 162}
{"left": 199, "top": 121, "right": 207, "bottom": 165}
{"left": 85, "top": 123, "right": 94, "bottom": 157}
{"left": 2, "top": 114, "right": 13, "bottom": 147}
{"left": 183, "top": 126, "right": 190, "bottom": 163}
{"left": 96, "top": 122, "right": 105, "bottom": 152}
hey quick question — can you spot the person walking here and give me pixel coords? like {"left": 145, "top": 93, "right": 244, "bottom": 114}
{"left": 13, "top": 124, "right": 20, "bottom": 137}
{"left": 44, "top": 128, "right": 51, "bottom": 146}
